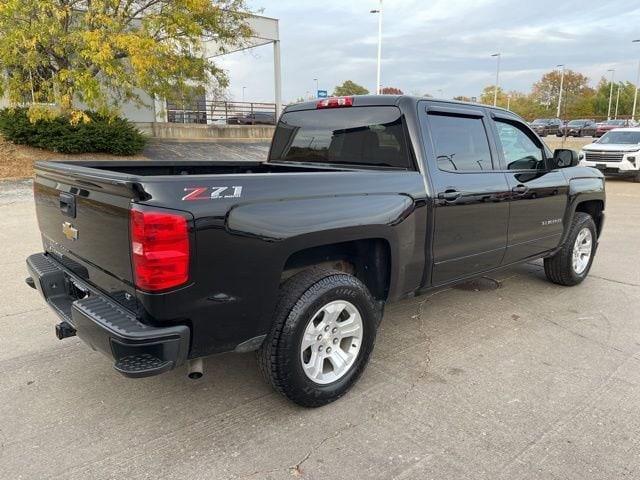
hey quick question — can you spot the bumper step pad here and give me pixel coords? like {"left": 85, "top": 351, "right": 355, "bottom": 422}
{"left": 114, "top": 354, "right": 173, "bottom": 378}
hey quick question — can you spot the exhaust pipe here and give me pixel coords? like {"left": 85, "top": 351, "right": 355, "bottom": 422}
{"left": 187, "top": 358, "right": 203, "bottom": 379}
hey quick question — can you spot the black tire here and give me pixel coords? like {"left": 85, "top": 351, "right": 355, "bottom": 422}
{"left": 544, "top": 212, "right": 597, "bottom": 286}
{"left": 632, "top": 173, "right": 640, "bottom": 183}
{"left": 257, "top": 268, "right": 381, "bottom": 407}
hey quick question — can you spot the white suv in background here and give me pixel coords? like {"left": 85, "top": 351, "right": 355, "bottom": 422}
{"left": 580, "top": 128, "right": 640, "bottom": 182}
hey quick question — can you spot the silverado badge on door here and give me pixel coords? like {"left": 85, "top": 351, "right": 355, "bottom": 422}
{"left": 62, "top": 222, "right": 78, "bottom": 241}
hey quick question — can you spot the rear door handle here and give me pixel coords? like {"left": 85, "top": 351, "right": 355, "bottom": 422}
{"left": 511, "top": 185, "right": 529, "bottom": 194}
{"left": 438, "top": 190, "right": 462, "bottom": 201}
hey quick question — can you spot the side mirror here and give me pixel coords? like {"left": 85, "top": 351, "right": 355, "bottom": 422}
{"left": 553, "top": 148, "right": 579, "bottom": 168}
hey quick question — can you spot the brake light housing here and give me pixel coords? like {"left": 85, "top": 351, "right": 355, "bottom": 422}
{"left": 130, "top": 207, "right": 190, "bottom": 292}
{"left": 316, "top": 96, "right": 354, "bottom": 109}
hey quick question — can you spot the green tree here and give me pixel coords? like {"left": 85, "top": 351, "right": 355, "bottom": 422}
{"left": 0, "top": 0, "right": 251, "bottom": 116}
{"left": 333, "top": 80, "right": 369, "bottom": 96}
{"left": 592, "top": 78, "right": 637, "bottom": 118}
{"left": 530, "top": 69, "right": 595, "bottom": 119}
{"left": 479, "top": 85, "right": 507, "bottom": 106}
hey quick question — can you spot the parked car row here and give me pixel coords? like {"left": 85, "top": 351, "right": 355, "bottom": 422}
{"left": 529, "top": 118, "right": 563, "bottom": 136}
{"left": 226, "top": 112, "right": 276, "bottom": 125}
{"left": 595, "top": 119, "right": 635, "bottom": 137}
{"left": 529, "top": 118, "right": 639, "bottom": 138}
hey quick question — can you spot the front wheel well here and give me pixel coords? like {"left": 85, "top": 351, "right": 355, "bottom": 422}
{"left": 575, "top": 200, "right": 604, "bottom": 236}
{"left": 281, "top": 239, "right": 391, "bottom": 301}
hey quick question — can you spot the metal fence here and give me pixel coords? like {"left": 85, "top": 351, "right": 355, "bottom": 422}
{"left": 166, "top": 100, "right": 277, "bottom": 124}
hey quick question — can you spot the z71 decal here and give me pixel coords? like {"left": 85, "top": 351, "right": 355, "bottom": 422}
{"left": 182, "top": 186, "right": 243, "bottom": 201}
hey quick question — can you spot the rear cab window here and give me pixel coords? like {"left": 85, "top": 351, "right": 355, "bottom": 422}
{"left": 269, "top": 106, "right": 414, "bottom": 170}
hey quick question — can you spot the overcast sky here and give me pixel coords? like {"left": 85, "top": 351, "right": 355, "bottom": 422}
{"left": 216, "top": 0, "right": 640, "bottom": 103}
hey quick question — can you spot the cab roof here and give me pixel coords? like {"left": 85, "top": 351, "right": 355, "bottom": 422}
{"left": 284, "top": 94, "right": 514, "bottom": 116}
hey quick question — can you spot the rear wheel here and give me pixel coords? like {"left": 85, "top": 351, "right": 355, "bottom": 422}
{"left": 544, "top": 212, "right": 597, "bottom": 286}
{"left": 258, "top": 268, "right": 381, "bottom": 407}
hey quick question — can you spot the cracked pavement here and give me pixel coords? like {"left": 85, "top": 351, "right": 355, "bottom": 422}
{"left": 0, "top": 176, "right": 639, "bottom": 480}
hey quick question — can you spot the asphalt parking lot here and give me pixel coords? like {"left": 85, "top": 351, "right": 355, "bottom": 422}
{"left": 0, "top": 175, "right": 639, "bottom": 480}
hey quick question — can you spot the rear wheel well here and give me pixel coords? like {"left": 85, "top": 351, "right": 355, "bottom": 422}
{"left": 575, "top": 200, "right": 604, "bottom": 235}
{"left": 281, "top": 239, "right": 391, "bottom": 301}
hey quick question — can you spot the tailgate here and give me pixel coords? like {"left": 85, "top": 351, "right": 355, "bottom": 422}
{"left": 33, "top": 164, "right": 137, "bottom": 305}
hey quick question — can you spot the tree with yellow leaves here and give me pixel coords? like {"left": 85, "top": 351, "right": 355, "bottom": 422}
{"left": 0, "top": 0, "right": 251, "bottom": 117}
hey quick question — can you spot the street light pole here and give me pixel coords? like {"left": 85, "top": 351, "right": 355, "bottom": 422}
{"left": 313, "top": 78, "right": 318, "bottom": 96}
{"left": 615, "top": 84, "right": 621, "bottom": 119}
{"left": 556, "top": 64, "right": 565, "bottom": 118}
{"left": 491, "top": 53, "right": 501, "bottom": 107}
{"left": 607, "top": 69, "right": 615, "bottom": 120}
{"left": 370, "top": 1, "right": 383, "bottom": 94}
{"left": 632, "top": 39, "right": 640, "bottom": 122}
{"left": 242, "top": 86, "right": 246, "bottom": 103}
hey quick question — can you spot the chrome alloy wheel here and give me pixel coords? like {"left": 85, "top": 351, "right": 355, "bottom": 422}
{"left": 572, "top": 227, "right": 593, "bottom": 275}
{"left": 300, "top": 300, "right": 363, "bottom": 385}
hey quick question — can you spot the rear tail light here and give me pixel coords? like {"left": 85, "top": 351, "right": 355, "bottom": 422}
{"left": 316, "top": 97, "right": 354, "bottom": 109}
{"left": 130, "top": 207, "right": 190, "bottom": 292}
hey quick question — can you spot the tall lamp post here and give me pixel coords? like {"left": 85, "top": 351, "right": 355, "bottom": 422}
{"left": 241, "top": 86, "right": 246, "bottom": 103}
{"left": 607, "top": 69, "right": 615, "bottom": 120}
{"left": 632, "top": 39, "right": 640, "bottom": 122}
{"left": 491, "top": 53, "right": 501, "bottom": 107}
{"left": 615, "top": 84, "right": 621, "bottom": 119}
{"left": 370, "top": 1, "right": 383, "bottom": 95}
{"left": 556, "top": 64, "right": 565, "bottom": 118}
{"left": 313, "top": 78, "right": 319, "bottom": 96}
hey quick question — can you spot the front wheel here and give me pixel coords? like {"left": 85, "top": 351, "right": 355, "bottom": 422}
{"left": 544, "top": 212, "right": 597, "bottom": 286}
{"left": 258, "top": 268, "right": 381, "bottom": 407}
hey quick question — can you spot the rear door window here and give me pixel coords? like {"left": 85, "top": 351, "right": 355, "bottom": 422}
{"left": 269, "top": 107, "right": 413, "bottom": 169}
{"left": 428, "top": 114, "right": 493, "bottom": 171}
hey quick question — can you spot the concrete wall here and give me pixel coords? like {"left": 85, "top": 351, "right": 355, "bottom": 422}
{"left": 135, "top": 122, "right": 276, "bottom": 140}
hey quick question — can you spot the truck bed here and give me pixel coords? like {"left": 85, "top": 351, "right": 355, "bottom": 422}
{"left": 39, "top": 160, "right": 346, "bottom": 178}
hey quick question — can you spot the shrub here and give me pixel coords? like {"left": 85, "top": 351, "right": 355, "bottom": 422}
{"left": 0, "top": 108, "right": 147, "bottom": 155}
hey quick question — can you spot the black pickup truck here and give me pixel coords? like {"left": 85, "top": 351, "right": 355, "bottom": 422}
{"left": 26, "top": 95, "right": 605, "bottom": 407}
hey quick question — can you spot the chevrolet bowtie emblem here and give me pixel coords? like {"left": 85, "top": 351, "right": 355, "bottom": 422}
{"left": 62, "top": 221, "right": 78, "bottom": 241}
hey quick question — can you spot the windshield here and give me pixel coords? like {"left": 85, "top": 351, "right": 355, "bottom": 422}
{"left": 269, "top": 106, "right": 412, "bottom": 169}
{"left": 598, "top": 131, "right": 640, "bottom": 145}
{"left": 605, "top": 120, "right": 626, "bottom": 126}
{"left": 531, "top": 119, "right": 549, "bottom": 125}
{"left": 568, "top": 120, "right": 586, "bottom": 126}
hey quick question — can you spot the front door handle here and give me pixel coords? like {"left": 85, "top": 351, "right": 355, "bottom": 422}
{"left": 438, "top": 190, "right": 462, "bottom": 201}
{"left": 511, "top": 185, "right": 529, "bottom": 194}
